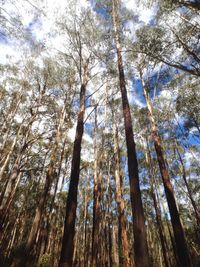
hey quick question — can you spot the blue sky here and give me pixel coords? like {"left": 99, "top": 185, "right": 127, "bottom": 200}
{"left": 1, "top": 0, "right": 199, "bottom": 165}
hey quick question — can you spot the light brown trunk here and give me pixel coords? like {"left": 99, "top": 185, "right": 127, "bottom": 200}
{"left": 113, "top": 123, "right": 131, "bottom": 267}
{"left": 83, "top": 193, "right": 88, "bottom": 267}
{"left": 144, "top": 142, "right": 171, "bottom": 267}
{"left": 141, "top": 73, "right": 192, "bottom": 267}
{"left": 25, "top": 97, "right": 68, "bottom": 259}
{"left": 0, "top": 156, "right": 22, "bottom": 231}
{"left": 91, "top": 107, "right": 102, "bottom": 267}
{"left": 0, "top": 125, "right": 22, "bottom": 181}
{"left": 25, "top": 154, "right": 56, "bottom": 255}
{"left": 0, "top": 92, "right": 23, "bottom": 153}
{"left": 112, "top": 225, "right": 119, "bottom": 266}
{"left": 175, "top": 144, "right": 200, "bottom": 227}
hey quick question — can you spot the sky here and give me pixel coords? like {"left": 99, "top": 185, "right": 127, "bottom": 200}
{"left": 1, "top": 0, "right": 199, "bottom": 165}
{"left": 0, "top": 0, "right": 158, "bottom": 62}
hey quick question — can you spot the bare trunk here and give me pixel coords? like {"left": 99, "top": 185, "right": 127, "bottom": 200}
{"left": 0, "top": 156, "right": 22, "bottom": 231}
{"left": 91, "top": 107, "right": 102, "bottom": 267}
{"left": 151, "top": 191, "right": 171, "bottom": 267}
{"left": 25, "top": 157, "right": 56, "bottom": 257}
{"left": 0, "top": 92, "right": 23, "bottom": 153}
{"left": 141, "top": 74, "right": 192, "bottom": 267}
{"left": 176, "top": 144, "right": 200, "bottom": 227}
{"left": 59, "top": 63, "right": 88, "bottom": 267}
{"left": 113, "top": 123, "right": 131, "bottom": 267}
{"left": 82, "top": 192, "right": 88, "bottom": 267}
{"left": 25, "top": 96, "right": 68, "bottom": 261}
{"left": 111, "top": 2, "right": 150, "bottom": 266}
{"left": 112, "top": 225, "right": 119, "bottom": 267}
{"left": 144, "top": 141, "right": 171, "bottom": 267}
{"left": 0, "top": 125, "right": 22, "bottom": 181}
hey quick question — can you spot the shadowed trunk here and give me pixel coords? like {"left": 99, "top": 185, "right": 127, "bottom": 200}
{"left": 111, "top": 1, "right": 150, "bottom": 266}
{"left": 59, "top": 62, "right": 88, "bottom": 267}
{"left": 141, "top": 73, "right": 192, "bottom": 267}
{"left": 145, "top": 143, "right": 171, "bottom": 267}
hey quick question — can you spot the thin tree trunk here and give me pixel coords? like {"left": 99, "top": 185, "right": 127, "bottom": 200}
{"left": 141, "top": 73, "right": 192, "bottom": 267}
{"left": 0, "top": 125, "right": 22, "bottom": 181}
{"left": 156, "top": 174, "right": 178, "bottom": 266}
{"left": 151, "top": 191, "right": 171, "bottom": 267}
{"left": 24, "top": 95, "right": 68, "bottom": 262}
{"left": 111, "top": 1, "right": 150, "bottom": 266}
{"left": 41, "top": 139, "right": 68, "bottom": 259}
{"left": 25, "top": 154, "right": 56, "bottom": 257}
{"left": 112, "top": 225, "right": 119, "bottom": 267}
{"left": 108, "top": 220, "right": 113, "bottom": 267}
{"left": 83, "top": 193, "right": 88, "bottom": 267}
{"left": 0, "top": 92, "right": 23, "bottom": 153}
{"left": 0, "top": 156, "right": 22, "bottom": 231}
{"left": 175, "top": 144, "right": 200, "bottom": 227}
{"left": 144, "top": 141, "right": 171, "bottom": 267}
{"left": 91, "top": 107, "right": 102, "bottom": 267}
{"left": 113, "top": 122, "right": 131, "bottom": 267}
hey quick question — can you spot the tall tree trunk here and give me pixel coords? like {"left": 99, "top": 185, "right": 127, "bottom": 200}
{"left": 83, "top": 192, "right": 88, "bottom": 267}
{"left": 112, "top": 225, "right": 119, "bottom": 267}
{"left": 0, "top": 92, "right": 23, "bottom": 153}
{"left": 175, "top": 144, "right": 200, "bottom": 227}
{"left": 0, "top": 155, "right": 22, "bottom": 232}
{"left": 40, "top": 137, "right": 69, "bottom": 260}
{"left": 24, "top": 96, "right": 68, "bottom": 263}
{"left": 144, "top": 140, "right": 171, "bottom": 267}
{"left": 111, "top": 1, "right": 150, "bottom": 266}
{"left": 59, "top": 62, "right": 88, "bottom": 267}
{"left": 140, "top": 73, "right": 192, "bottom": 267}
{"left": 0, "top": 125, "right": 22, "bottom": 181}
{"left": 156, "top": 174, "right": 178, "bottom": 266}
{"left": 113, "top": 122, "right": 131, "bottom": 267}
{"left": 151, "top": 191, "right": 171, "bottom": 267}
{"left": 24, "top": 151, "right": 57, "bottom": 259}
{"left": 91, "top": 107, "right": 102, "bottom": 267}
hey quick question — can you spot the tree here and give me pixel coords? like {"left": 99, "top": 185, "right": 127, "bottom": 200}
{"left": 0, "top": 0, "right": 200, "bottom": 266}
{"left": 111, "top": 1, "right": 150, "bottom": 266}
{"left": 139, "top": 67, "right": 192, "bottom": 266}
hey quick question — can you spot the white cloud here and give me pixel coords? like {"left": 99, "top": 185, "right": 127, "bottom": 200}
{"left": 0, "top": 0, "right": 92, "bottom": 61}
{"left": 123, "top": 0, "right": 158, "bottom": 24}
{"left": 123, "top": 0, "right": 138, "bottom": 12}
{"left": 83, "top": 132, "right": 93, "bottom": 144}
{"left": 160, "top": 89, "right": 172, "bottom": 99}
{"left": 81, "top": 146, "right": 93, "bottom": 162}
{"left": 67, "top": 125, "right": 76, "bottom": 141}
{"left": 0, "top": 43, "right": 19, "bottom": 64}
{"left": 139, "top": 4, "right": 158, "bottom": 24}
{"left": 127, "top": 79, "right": 145, "bottom": 108}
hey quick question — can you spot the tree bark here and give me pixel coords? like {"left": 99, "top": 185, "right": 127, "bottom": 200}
{"left": 175, "top": 144, "right": 200, "bottom": 227}
{"left": 113, "top": 122, "right": 131, "bottom": 267}
{"left": 111, "top": 1, "right": 150, "bottom": 266}
{"left": 141, "top": 73, "right": 192, "bottom": 267}
{"left": 144, "top": 142, "right": 171, "bottom": 267}
{"left": 91, "top": 107, "right": 102, "bottom": 267}
{"left": 59, "top": 63, "right": 88, "bottom": 267}
{"left": 0, "top": 155, "right": 22, "bottom": 232}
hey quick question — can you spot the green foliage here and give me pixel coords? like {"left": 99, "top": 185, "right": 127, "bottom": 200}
{"left": 136, "top": 25, "right": 165, "bottom": 55}
{"left": 38, "top": 254, "right": 51, "bottom": 267}
{"left": 176, "top": 82, "right": 200, "bottom": 135}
